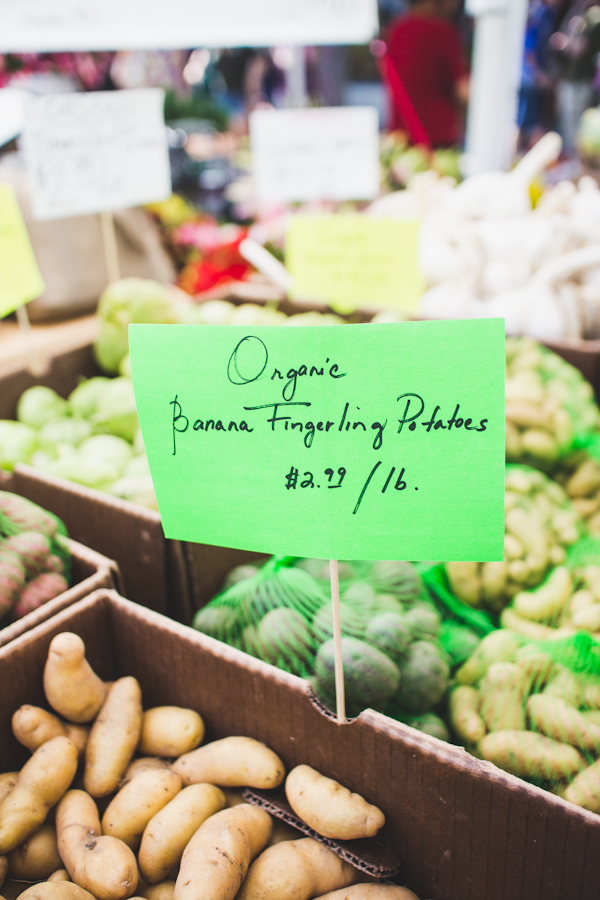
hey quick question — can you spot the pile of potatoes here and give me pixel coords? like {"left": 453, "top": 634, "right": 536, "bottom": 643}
{"left": 0, "top": 632, "right": 419, "bottom": 900}
{"left": 553, "top": 451, "right": 600, "bottom": 535}
{"left": 505, "top": 337, "right": 600, "bottom": 470}
{"left": 448, "top": 628, "right": 600, "bottom": 812}
{"left": 499, "top": 563, "right": 600, "bottom": 639}
{"left": 446, "top": 466, "right": 581, "bottom": 613}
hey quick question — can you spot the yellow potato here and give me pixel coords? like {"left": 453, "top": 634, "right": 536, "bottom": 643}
{"left": 84, "top": 677, "right": 143, "bottom": 798}
{"left": 139, "top": 708, "right": 204, "bottom": 758}
{"left": 313, "top": 888, "right": 419, "bottom": 900}
{"left": 44, "top": 634, "right": 106, "bottom": 724}
{"left": 0, "top": 857, "right": 6, "bottom": 890}
{"left": 172, "top": 736, "right": 285, "bottom": 789}
{"left": 56, "top": 789, "right": 138, "bottom": 900}
{"left": 12, "top": 706, "right": 88, "bottom": 756}
{"left": 137, "top": 882, "right": 175, "bottom": 900}
{"left": 285, "top": 766, "right": 385, "bottom": 840}
{"left": 120, "top": 758, "right": 171, "bottom": 787}
{"left": 0, "top": 774, "right": 17, "bottom": 805}
{"left": 139, "top": 783, "right": 225, "bottom": 883}
{"left": 19, "top": 883, "right": 97, "bottom": 900}
{"left": 102, "top": 767, "right": 182, "bottom": 850}
{"left": 0, "top": 737, "right": 78, "bottom": 854}
{"left": 7, "top": 822, "right": 62, "bottom": 880}
{"left": 237, "top": 837, "right": 358, "bottom": 900}
{"left": 48, "top": 871, "right": 71, "bottom": 883}
{"left": 174, "top": 803, "right": 272, "bottom": 900}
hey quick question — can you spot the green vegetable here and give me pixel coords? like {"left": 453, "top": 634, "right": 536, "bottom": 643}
{"left": 369, "top": 559, "right": 424, "bottom": 604}
{"left": 92, "top": 378, "right": 139, "bottom": 442}
{"left": 79, "top": 434, "right": 133, "bottom": 471}
{"left": 39, "top": 417, "right": 92, "bottom": 450}
{"left": 315, "top": 637, "right": 401, "bottom": 716}
{"left": 0, "top": 422, "right": 38, "bottom": 471}
{"left": 439, "top": 621, "right": 481, "bottom": 667}
{"left": 256, "top": 607, "right": 314, "bottom": 675}
{"left": 364, "top": 613, "right": 411, "bottom": 665}
{"left": 404, "top": 606, "right": 441, "bottom": 640}
{"left": 393, "top": 640, "right": 450, "bottom": 714}
{"left": 17, "top": 387, "right": 67, "bottom": 429}
{"left": 312, "top": 602, "right": 365, "bottom": 642}
{"left": 94, "top": 278, "right": 179, "bottom": 374}
{"left": 68, "top": 378, "right": 111, "bottom": 419}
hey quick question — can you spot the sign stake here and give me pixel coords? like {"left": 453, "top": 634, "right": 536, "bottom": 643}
{"left": 100, "top": 210, "right": 121, "bottom": 284}
{"left": 330, "top": 558, "right": 346, "bottom": 724}
{"left": 15, "top": 304, "right": 45, "bottom": 376}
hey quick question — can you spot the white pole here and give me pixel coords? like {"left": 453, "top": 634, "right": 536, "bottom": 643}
{"left": 464, "top": 0, "right": 528, "bottom": 174}
{"left": 286, "top": 46, "right": 308, "bottom": 108}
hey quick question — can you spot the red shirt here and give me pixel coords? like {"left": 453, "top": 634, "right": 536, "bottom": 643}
{"left": 386, "top": 15, "right": 467, "bottom": 146}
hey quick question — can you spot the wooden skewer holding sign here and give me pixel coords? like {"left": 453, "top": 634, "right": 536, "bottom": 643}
{"left": 15, "top": 304, "right": 45, "bottom": 377}
{"left": 329, "top": 559, "right": 346, "bottom": 724}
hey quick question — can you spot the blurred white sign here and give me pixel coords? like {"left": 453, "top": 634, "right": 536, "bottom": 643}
{"left": 250, "top": 106, "right": 380, "bottom": 204}
{"left": 23, "top": 89, "right": 171, "bottom": 221}
{"left": 0, "top": 0, "right": 378, "bottom": 51}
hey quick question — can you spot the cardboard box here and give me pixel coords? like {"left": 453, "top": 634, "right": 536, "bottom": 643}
{"left": 0, "top": 339, "right": 192, "bottom": 621}
{"left": 0, "top": 539, "right": 119, "bottom": 649}
{"left": 1, "top": 588, "right": 600, "bottom": 900}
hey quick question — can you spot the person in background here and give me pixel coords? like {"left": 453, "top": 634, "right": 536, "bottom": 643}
{"left": 384, "top": 0, "right": 469, "bottom": 147}
{"left": 551, "top": 0, "right": 600, "bottom": 155}
{"left": 518, "top": 0, "right": 560, "bottom": 149}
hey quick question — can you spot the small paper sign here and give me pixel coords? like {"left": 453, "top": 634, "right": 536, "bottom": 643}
{"left": 0, "top": 184, "right": 45, "bottom": 317}
{"left": 286, "top": 214, "right": 424, "bottom": 311}
{"left": 23, "top": 89, "right": 171, "bottom": 221}
{"left": 250, "top": 107, "right": 380, "bottom": 204}
{"left": 130, "top": 320, "right": 505, "bottom": 561}
{"left": 1, "top": 0, "right": 378, "bottom": 51}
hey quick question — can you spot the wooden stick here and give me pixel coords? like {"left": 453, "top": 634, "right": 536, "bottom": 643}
{"left": 100, "top": 210, "right": 121, "bottom": 283}
{"left": 330, "top": 559, "right": 346, "bottom": 724}
{"left": 15, "top": 304, "right": 46, "bottom": 376}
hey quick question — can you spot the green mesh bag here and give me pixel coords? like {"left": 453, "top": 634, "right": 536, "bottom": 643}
{"left": 193, "top": 556, "right": 454, "bottom": 733}
{"left": 448, "top": 625, "right": 600, "bottom": 814}
{"left": 0, "top": 491, "right": 71, "bottom": 625}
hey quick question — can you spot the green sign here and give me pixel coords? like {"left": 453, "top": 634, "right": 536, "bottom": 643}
{"left": 0, "top": 184, "right": 45, "bottom": 318}
{"left": 285, "top": 214, "right": 424, "bottom": 312}
{"left": 130, "top": 320, "right": 505, "bottom": 561}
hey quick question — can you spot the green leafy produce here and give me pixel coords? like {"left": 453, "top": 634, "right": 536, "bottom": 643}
{"left": 17, "top": 387, "right": 67, "bottom": 429}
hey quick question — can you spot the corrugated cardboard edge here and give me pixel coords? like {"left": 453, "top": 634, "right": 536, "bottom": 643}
{"left": 0, "top": 539, "right": 119, "bottom": 649}
{"left": 243, "top": 787, "right": 401, "bottom": 878}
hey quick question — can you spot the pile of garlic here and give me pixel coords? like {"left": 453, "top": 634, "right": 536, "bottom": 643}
{"left": 368, "top": 133, "right": 600, "bottom": 342}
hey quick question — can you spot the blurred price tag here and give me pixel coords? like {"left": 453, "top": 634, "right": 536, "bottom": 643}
{"left": 250, "top": 107, "right": 380, "bottom": 204}
{"left": 23, "top": 89, "right": 171, "bottom": 221}
{"left": 130, "top": 320, "right": 505, "bottom": 561}
{"left": 0, "top": 184, "right": 45, "bottom": 317}
{"left": 286, "top": 214, "right": 424, "bottom": 312}
{"left": 0, "top": 0, "right": 378, "bottom": 50}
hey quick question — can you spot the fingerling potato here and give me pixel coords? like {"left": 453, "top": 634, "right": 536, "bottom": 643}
{"left": 120, "top": 758, "right": 171, "bottom": 787}
{"left": 137, "top": 882, "right": 175, "bottom": 900}
{"left": 139, "top": 708, "right": 204, "bottom": 758}
{"left": 56, "top": 790, "right": 138, "bottom": 900}
{"left": 48, "top": 871, "right": 70, "bottom": 883}
{"left": 84, "top": 677, "right": 143, "bottom": 797}
{"left": 0, "top": 774, "right": 17, "bottom": 806}
{"left": 174, "top": 803, "right": 272, "bottom": 900}
{"left": 313, "top": 888, "right": 419, "bottom": 900}
{"left": 7, "top": 823, "right": 62, "bottom": 880}
{"left": 139, "top": 784, "right": 225, "bottom": 883}
{"left": 19, "top": 883, "right": 97, "bottom": 900}
{"left": 0, "top": 737, "right": 78, "bottom": 853}
{"left": 12, "top": 706, "right": 88, "bottom": 756}
{"left": 172, "top": 736, "right": 284, "bottom": 788}
{"left": 237, "top": 837, "right": 357, "bottom": 900}
{"left": 102, "top": 767, "right": 182, "bottom": 850}
{"left": 285, "top": 766, "right": 385, "bottom": 839}
{"left": 44, "top": 634, "right": 106, "bottom": 724}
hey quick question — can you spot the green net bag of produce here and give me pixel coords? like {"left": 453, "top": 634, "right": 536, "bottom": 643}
{"left": 0, "top": 491, "right": 70, "bottom": 624}
{"left": 448, "top": 627, "right": 600, "bottom": 815}
{"left": 505, "top": 337, "right": 600, "bottom": 471}
{"left": 445, "top": 465, "right": 582, "bottom": 615}
{"left": 193, "top": 556, "right": 454, "bottom": 739}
